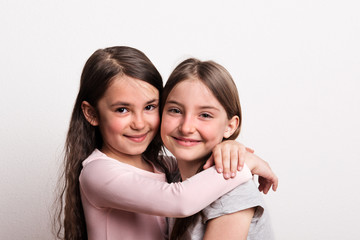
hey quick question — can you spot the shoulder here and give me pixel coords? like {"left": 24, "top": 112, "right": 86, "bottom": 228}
{"left": 212, "top": 180, "right": 263, "bottom": 208}
{"left": 81, "top": 150, "right": 123, "bottom": 174}
{"left": 79, "top": 150, "right": 125, "bottom": 189}
{"left": 202, "top": 180, "right": 264, "bottom": 222}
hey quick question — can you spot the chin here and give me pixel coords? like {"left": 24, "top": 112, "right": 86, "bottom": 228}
{"left": 176, "top": 153, "right": 206, "bottom": 163}
{"left": 126, "top": 147, "right": 148, "bottom": 156}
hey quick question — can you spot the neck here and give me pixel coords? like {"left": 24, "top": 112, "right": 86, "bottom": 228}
{"left": 177, "top": 155, "right": 210, "bottom": 180}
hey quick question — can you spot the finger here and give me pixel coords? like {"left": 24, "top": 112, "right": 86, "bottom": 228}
{"left": 258, "top": 183, "right": 264, "bottom": 192}
{"left": 263, "top": 173, "right": 278, "bottom": 192}
{"left": 262, "top": 182, "right": 271, "bottom": 194}
{"left": 229, "top": 147, "right": 238, "bottom": 178}
{"left": 212, "top": 146, "right": 223, "bottom": 173}
{"left": 260, "top": 175, "right": 278, "bottom": 194}
{"left": 259, "top": 185, "right": 267, "bottom": 194}
{"left": 259, "top": 179, "right": 270, "bottom": 194}
{"left": 203, "top": 155, "right": 214, "bottom": 170}
{"left": 237, "top": 144, "right": 247, "bottom": 171}
{"left": 237, "top": 148, "right": 246, "bottom": 171}
{"left": 258, "top": 177, "right": 265, "bottom": 192}
{"left": 272, "top": 176, "right": 279, "bottom": 191}
{"left": 221, "top": 146, "right": 231, "bottom": 179}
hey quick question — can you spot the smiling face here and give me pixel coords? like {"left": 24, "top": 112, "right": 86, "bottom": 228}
{"left": 161, "top": 78, "right": 238, "bottom": 166}
{"left": 83, "top": 75, "right": 160, "bottom": 162}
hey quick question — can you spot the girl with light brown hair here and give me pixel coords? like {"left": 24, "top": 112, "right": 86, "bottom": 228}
{"left": 162, "top": 58, "right": 275, "bottom": 240}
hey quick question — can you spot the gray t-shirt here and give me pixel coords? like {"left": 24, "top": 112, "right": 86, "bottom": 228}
{"left": 168, "top": 180, "right": 274, "bottom": 240}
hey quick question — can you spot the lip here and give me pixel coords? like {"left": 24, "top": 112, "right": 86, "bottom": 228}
{"left": 173, "top": 136, "right": 201, "bottom": 147}
{"left": 125, "top": 133, "right": 148, "bottom": 143}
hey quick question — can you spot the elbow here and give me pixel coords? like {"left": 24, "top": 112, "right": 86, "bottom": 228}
{"left": 172, "top": 194, "right": 204, "bottom": 217}
{"left": 173, "top": 202, "right": 198, "bottom": 218}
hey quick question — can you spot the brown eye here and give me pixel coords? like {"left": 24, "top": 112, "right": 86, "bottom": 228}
{"left": 169, "top": 108, "right": 181, "bottom": 114}
{"left": 200, "top": 113, "right": 213, "bottom": 118}
{"left": 116, "top": 107, "right": 128, "bottom": 113}
{"left": 145, "top": 105, "right": 156, "bottom": 111}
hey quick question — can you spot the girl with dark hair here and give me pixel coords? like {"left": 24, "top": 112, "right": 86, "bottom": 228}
{"left": 55, "top": 47, "right": 278, "bottom": 240}
{"left": 162, "top": 58, "right": 274, "bottom": 240}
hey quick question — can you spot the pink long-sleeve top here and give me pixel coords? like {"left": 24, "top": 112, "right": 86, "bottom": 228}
{"left": 79, "top": 149, "right": 252, "bottom": 240}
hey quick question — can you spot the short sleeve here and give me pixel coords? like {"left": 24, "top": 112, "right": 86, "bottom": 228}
{"left": 202, "top": 180, "right": 265, "bottom": 223}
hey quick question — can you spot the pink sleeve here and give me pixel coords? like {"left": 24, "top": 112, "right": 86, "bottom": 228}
{"left": 80, "top": 159, "right": 252, "bottom": 218}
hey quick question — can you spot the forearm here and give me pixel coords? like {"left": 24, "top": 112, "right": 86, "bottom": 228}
{"left": 80, "top": 160, "right": 252, "bottom": 217}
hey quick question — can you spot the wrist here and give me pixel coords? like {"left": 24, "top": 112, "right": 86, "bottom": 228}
{"left": 244, "top": 152, "right": 257, "bottom": 172}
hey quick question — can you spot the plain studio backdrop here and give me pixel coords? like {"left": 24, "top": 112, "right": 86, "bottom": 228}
{"left": 1, "top": 0, "right": 359, "bottom": 239}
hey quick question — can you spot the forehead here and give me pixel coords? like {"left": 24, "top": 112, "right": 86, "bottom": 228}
{"left": 105, "top": 75, "right": 159, "bottom": 101}
{"left": 167, "top": 78, "right": 222, "bottom": 108}
{"left": 170, "top": 78, "right": 209, "bottom": 94}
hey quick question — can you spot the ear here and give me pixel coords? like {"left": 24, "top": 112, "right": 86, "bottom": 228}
{"left": 81, "top": 101, "right": 99, "bottom": 126}
{"left": 223, "top": 115, "right": 239, "bottom": 139}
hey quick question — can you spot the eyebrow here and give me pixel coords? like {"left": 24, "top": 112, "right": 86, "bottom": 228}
{"left": 165, "top": 100, "right": 220, "bottom": 111}
{"left": 111, "top": 99, "right": 159, "bottom": 107}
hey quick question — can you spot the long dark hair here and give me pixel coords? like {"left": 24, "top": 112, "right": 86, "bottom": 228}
{"left": 163, "top": 58, "right": 242, "bottom": 240}
{"left": 54, "top": 46, "right": 168, "bottom": 239}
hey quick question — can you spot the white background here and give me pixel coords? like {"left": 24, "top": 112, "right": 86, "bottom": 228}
{"left": 1, "top": 0, "right": 360, "bottom": 239}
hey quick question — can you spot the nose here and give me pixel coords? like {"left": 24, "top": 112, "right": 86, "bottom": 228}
{"left": 179, "top": 115, "right": 196, "bottom": 134}
{"left": 131, "top": 112, "right": 145, "bottom": 130}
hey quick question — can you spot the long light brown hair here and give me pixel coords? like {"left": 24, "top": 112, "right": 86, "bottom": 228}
{"left": 161, "top": 58, "right": 242, "bottom": 240}
{"left": 54, "top": 46, "right": 169, "bottom": 239}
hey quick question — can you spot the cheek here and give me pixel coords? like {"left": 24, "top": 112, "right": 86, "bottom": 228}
{"left": 98, "top": 118, "right": 126, "bottom": 142}
{"left": 150, "top": 108, "right": 161, "bottom": 126}
{"left": 160, "top": 115, "right": 177, "bottom": 141}
{"left": 161, "top": 115, "right": 177, "bottom": 133}
{"left": 151, "top": 115, "right": 160, "bottom": 130}
{"left": 105, "top": 118, "right": 126, "bottom": 133}
{"left": 201, "top": 122, "right": 227, "bottom": 144}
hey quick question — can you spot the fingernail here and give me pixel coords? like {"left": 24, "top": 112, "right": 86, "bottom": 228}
{"left": 231, "top": 172, "right": 236, "bottom": 178}
{"left": 238, "top": 166, "right": 243, "bottom": 171}
{"left": 224, "top": 173, "right": 230, "bottom": 179}
{"left": 217, "top": 168, "right": 223, "bottom": 173}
